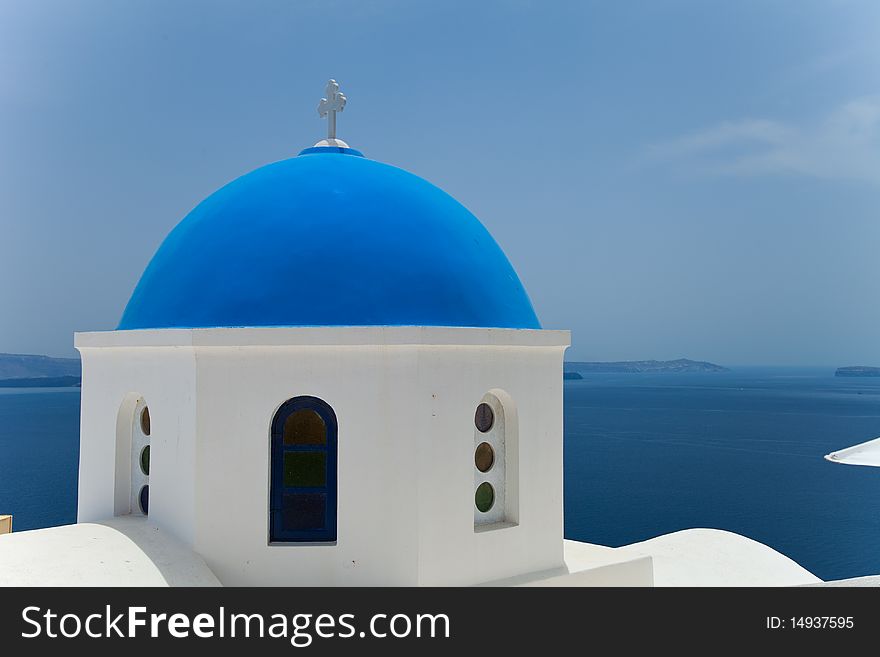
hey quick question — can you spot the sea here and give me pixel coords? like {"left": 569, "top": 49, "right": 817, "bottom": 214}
{"left": 2, "top": 368, "right": 879, "bottom": 581}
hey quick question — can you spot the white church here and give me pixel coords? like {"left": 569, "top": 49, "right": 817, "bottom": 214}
{"left": 0, "top": 82, "right": 835, "bottom": 586}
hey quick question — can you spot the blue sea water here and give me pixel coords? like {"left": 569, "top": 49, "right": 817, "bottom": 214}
{"left": 0, "top": 388, "right": 80, "bottom": 531}
{"left": 564, "top": 368, "right": 880, "bottom": 581}
{"left": 1, "top": 370, "right": 879, "bottom": 581}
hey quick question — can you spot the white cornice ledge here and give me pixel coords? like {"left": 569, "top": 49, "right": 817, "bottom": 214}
{"left": 75, "top": 326, "right": 571, "bottom": 349}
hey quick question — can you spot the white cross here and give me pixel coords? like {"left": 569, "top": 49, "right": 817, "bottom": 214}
{"left": 317, "top": 79, "right": 346, "bottom": 141}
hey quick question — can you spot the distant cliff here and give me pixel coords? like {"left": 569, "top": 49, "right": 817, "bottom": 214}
{"left": 565, "top": 358, "right": 728, "bottom": 374}
{"left": 563, "top": 372, "right": 583, "bottom": 380}
{"left": 0, "top": 353, "right": 80, "bottom": 379}
{"left": 835, "top": 366, "right": 880, "bottom": 378}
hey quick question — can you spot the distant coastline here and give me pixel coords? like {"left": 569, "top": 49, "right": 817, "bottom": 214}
{"left": 0, "top": 352, "right": 80, "bottom": 379}
{"left": 835, "top": 366, "right": 880, "bottom": 378}
{"left": 0, "top": 353, "right": 81, "bottom": 388}
{"left": 565, "top": 358, "right": 728, "bottom": 374}
{"left": 0, "top": 375, "right": 81, "bottom": 388}
{"left": 2, "top": 350, "right": 736, "bottom": 381}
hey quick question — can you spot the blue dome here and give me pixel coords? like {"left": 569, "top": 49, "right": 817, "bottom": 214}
{"left": 119, "top": 148, "right": 540, "bottom": 330}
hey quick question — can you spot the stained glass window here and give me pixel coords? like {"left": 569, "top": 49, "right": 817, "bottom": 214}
{"left": 475, "top": 403, "right": 494, "bottom": 432}
{"left": 270, "top": 397, "right": 337, "bottom": 543}
{"left": 282, "top": 493, "right": 326, "bottom": 531}
{"left": 475, "top": 442, "right": 494, "bottom": 472}
{"left": 140, "top": 445, "right": 150, "bottom": 476}
{"left": 140, "top": 406, "right": 151, "bottom": 436}
{"left": 283, "top": 451, "right": 326, "bottom": 487}
{"left": 284, "top": 409, "right": 326, "bottom": 445}
{"left": 139, "top": 485, "right": 150, "bottom": 515}
{"left": 475, "top": 482, "right": 494, "bottom": 513}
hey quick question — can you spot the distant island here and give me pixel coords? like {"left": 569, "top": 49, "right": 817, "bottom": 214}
{"left": 0, "top": 375, "right": 81, "bottom": 388}
{"left": 565, "top": 358, "right": 728, "bottom": 374}
{"left": 1, "top": 350, "right": 730, "bottom": 384}
{"left": 0, "top": 352, "right": 80, "bottom": 379}
{"left": 835, "top": 366, "right": 880, "bottom": 378}
{"left": 0, "top": 353, "right": 82, "bottom": 388}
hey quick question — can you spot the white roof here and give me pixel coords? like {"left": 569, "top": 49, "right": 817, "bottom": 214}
{"left": 0, "top": 516, "right": 219, "bottom": 586}
{"left": 477, "top": 528, "right": 822, "bottom": 587}
{"left": 616, "top": 528, "right": 821, "bottom": 586}
{"left": 824, "top": 436, "right": 880, "bottom": 468}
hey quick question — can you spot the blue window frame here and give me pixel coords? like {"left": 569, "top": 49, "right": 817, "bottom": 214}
{"left": 270, "top": 396, "right": 337, "bottom": 543}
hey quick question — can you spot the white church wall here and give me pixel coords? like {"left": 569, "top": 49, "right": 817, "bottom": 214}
{"left": 76, "top": 343, "right": 198, "bottom": 546}
{"left": 75, "top": 327, "right": 569, "bottom": 586}
{"left": 192, "top": 342, "right": 423, "bottom": 585}
{"left": 412, "top": 345, "right": 566, "bottom": 585}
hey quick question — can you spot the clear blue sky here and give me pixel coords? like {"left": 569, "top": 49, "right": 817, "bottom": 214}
{"left": 1, "top": 0, "right": 879, "bottom": 365}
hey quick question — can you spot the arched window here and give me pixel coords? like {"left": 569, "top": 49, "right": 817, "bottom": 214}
{"left": 270, "top": 396, "right": 337, "bottom": 543}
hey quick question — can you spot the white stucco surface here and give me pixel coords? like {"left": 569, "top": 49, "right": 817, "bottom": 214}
{"left": 482, "top": 540, "right": 654, "bottom": 586}
{"left": 805, "top": 576, "right": 880, "bottom": 587}
{"left": 0, "top": 516, "right": 219, "bottom": 586}
{"left": 480, "top": 530, "right": 825, "bottom": 587}
{"left": 2, "top": 521, "right": 852, "bottom": 587}
{"left": 615, "top": 528, "right": 822, "bottom": 586}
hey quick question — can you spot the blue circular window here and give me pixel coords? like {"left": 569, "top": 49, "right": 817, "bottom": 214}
{"left": 475, "top": 403, "right": 494, "bottom": 433}
{"left": 139, "top": 485, "right": 150, "bottom": 515}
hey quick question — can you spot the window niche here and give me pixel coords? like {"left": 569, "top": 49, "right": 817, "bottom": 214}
{"left": 114, "top": 394, "right": 150, "bottom": 517}
{"left": 131, "top": 402, "right": 151, "bottom": 516}
{"left": 473, "top": 391, "right": 518, "bottom": 529}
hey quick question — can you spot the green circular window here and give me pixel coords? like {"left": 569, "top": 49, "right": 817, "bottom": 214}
{"left": 474, "top": 482, "right": 495, "bottom": 513}
{"left": 140, "top": 406, "right": 151, "bottom": 436}
{"left": 475, "top": 402, "right": 494, "bottom": 433}
{"left": 139, "top": 445, "right": 150, "bottom": 476}
{"left": 475, "top": 442, "right": 494, "bottom": 472}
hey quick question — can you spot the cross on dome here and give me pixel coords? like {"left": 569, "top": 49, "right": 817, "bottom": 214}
{"left": 316, "top": 79, "right": 348, "bottom": 147}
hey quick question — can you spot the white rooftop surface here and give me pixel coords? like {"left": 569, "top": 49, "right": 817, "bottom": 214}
{"left": 481, "top": 541, "right": 653, "bottom": 586}
{"left": 474, "top": 528, "right": 823, "bottom": 587}
{"left": 617, "top": 528, "right": 821, "bottom": 587}
{"left": 804, "top": 575, "right": 880, "bottom": 587}
{"left": 824, "top": 436, "right": 880, "bottom": 468}
{"left": 0, "top": 521, "right": 851, "bottom": 587}
{"left": 0, "top": 517, "right": 220, "bottom": 587}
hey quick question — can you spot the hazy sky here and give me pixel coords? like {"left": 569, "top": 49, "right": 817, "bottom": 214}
{"left": 1, "top": 0, "right": 879, "bottom": 365}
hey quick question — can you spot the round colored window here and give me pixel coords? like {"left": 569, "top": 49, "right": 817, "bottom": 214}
{"left": 475, "top": 482, "right": 494, "bottom": 513}
{"left": 474, "top": 403, "right": 494, "bottom": 433}
{"left": 139, "top": 445, "right": 150, "bottom": 476}
{"left": 140, "top": 406, "right": 151, "bottom": 436}
{"left": 139, "top": 485, "right": 150, "bottom": 515}
{"left": 475, "top": 442, "right": 495, "bottom": 472}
